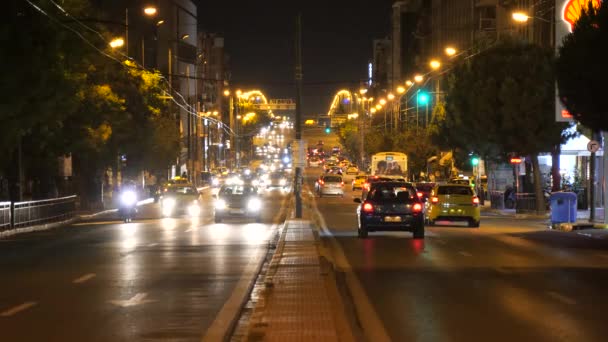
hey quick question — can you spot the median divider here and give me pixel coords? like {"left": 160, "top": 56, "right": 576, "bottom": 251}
{"left": 244, "top": 205, "right": 355, "bottom": 341}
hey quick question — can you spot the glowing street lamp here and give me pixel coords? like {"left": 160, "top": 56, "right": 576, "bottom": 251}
{"left": 405, "top": 80, "right": 413, "bottom": 87}
{"left": 359, "top": 88, "right": 368, "bottom": 95}
{"left": 223, "top": 90, "right": 230, "bottom": 96}
{"left": 236, "top": 89, "right": 242, "bottom": 96}
{"left": 429, "top": 59, "right": 441, "bottom": 70}
{"left": 379, "top": 98, "right": 387, "bottom": 105}
{"left": 414, "top": 75, "right": 424, "bottom": 83}
{"left": 109, "top": 37, "right": 125, "bottom": 48}
{"left": 375, "top": 104, "right": 382, "bottom": 110}
{"left": 143, "top": 6, "right": 157, "bottom": 16}
{"left": 512, "top": 11, "right": 530, "bottom": 23}
{"left": 387, "top": 93, "right": 395, "bottom": 100}
{"left": 396, "top": 86, "right": 405, "bottom": 94}
{"left": 370, "top": 108, "right": 377, "bottom": 114}
{"left": 445, "top": 47, "right": 457, "bottom": 56}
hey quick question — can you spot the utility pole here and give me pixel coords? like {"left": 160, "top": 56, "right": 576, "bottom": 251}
{"left": 294, "top": 12, "right": 303, "bottom": 218}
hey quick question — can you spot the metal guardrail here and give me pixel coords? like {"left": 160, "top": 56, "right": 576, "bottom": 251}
{"left": 0, "top": 202, "right": 11, "bottom": 231}
{"left": 12, "top": 195, "right": 77, "bottom": 228}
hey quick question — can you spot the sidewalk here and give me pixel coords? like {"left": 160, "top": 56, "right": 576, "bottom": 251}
{"left": 245, "top": 214, "right": 354, "bottom": 341}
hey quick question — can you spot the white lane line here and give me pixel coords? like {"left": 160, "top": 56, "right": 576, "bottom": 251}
{"left": 184, "top": 228, "right": 193, "bottom": 232}
{"left": 109, "top": 293, "right": 156, "bottom": 307}
{"left": 1, "top": 302, "right": 37, "bottom": 317}
{"left": 73, "top": 273, "right": 96, "bottom": 284}
{"left": 310, "top": 187, "right": 391, "bottom": 342}
{"left": 458, "top": 251, "right": 473, "bottom": 257}
{"left": 546, "top": 291, "right": 577, "bottom": 305}
{"left": 147, "top": 243, "right": 158, "bottom": 247}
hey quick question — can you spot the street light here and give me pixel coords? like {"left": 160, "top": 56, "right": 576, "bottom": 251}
{"left": 375, "top": 104, "right": 382, "bottom": 110}
{"left": 180, "top": 34, "right": 190, "bottom": 40}
{"left": 143, "top": 6, "right": 157, "bottom": 16}
{"left": 379, "top": 98, "right": 387, "bottom": 105}
{"left": 109, "top": 37, "right": 125, "bottom": 48}
{"left": 396, "top": 86, "right": 405, "bottom": 94}
{"left": 445, "top": 47, "right": 457, "bottom": 56}
{"left": 414, "top": 75, "right": 424, "bottom": 83}
{"left": 370, "top": 108, "right": 377, "bottom": 114}
{"left": 429, "top": 59, "right": 441, "bottom": 70}
{"left": 387, "top": 93, "right": 395, "bottom": 101}
{"left": 359, "top": 88, "right": 368, "bottom": 95}
{"left": 512, "top": 11, "right": 530, "bottom": 23}
{"left": 223, "top": 90, "right": 230, "bottom": 96}
{"left": 405, "top": 80, "right": 413, "bottom": 87}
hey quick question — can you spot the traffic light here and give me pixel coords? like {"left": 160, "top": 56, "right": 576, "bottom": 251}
{"left": 417, "top": 91, "right": 429, "bottom": 105}
{"left": 325, "top": 126, "right": 331, "bottom": 134}
{"left": 471, "top": 157, "right": 479, "bottom": 166}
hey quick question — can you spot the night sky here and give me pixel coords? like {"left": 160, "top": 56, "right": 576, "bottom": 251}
{"left": 197, "top": 0, "right": 394, "bottom": 116}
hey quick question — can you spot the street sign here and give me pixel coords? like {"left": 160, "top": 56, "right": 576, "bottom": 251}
{"left": 253, "top": 99, "right": 295, "bottom": 110}
{"left": 587, "top": 140, "right": 600, "bottom": 153}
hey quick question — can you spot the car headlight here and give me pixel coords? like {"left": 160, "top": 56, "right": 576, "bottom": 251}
{"left": 215, "top": 199, "right": 227, "bottom": 210}
{"left": 187, "top": 201, "right": 201, "bottom": 217}
{"left": 247, "top": 198, "right": 262, "bottom": 211}
{"left": 212, "top": 178, "right": 220, "bottom": 186}
{"left": 252, "top": 179, "right": 260, "bottom": 186}
{"left": 279, "top": 179, "right": 287, "bottom": 186}
{"left": 162, "top": 198, "right": 176, "bottom": 216}
{"left": 121, "top": 191, "right": 137, "bottom": 206}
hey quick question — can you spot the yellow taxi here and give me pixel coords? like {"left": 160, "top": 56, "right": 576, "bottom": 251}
{"left": 351, "top": 175, "right": 367, "bottom": 190}
{"left": 426, "top": 184, "right": 480, "bottom": 227}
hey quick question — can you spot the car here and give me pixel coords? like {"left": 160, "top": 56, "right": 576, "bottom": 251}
{"left": 309, "top": 157, "right": 321, "bottom": 167}
{"left": 327, "top": 166, "right": 343, "bottom": 175}
{"left": 346, "top": 165, "right": 359, "bottom": 175}
{"left": 426, "top": 184, "right": 481, "bottom": 227}
{"left": 354, "top": 181, "right": 425, "bottom": 239}
{"left": 160, "top": 184, "right": 201, "bottom": 217}
{"left": 352, "top": 175, "right": 367, "bottom": 190}
{"left": 448, "top": 177, "right": 474, "bottom": 188}
{"left": 414, "top": 182, "right": 436, "bottom": 202}
{"left": 361, "top": 175, "right": 395, "bottom": 199}
{"left": 317, "top": 174, "right": 344, "bottom": 197}
{"left": 266, "top": 171, "right": 289, "bottom": 189}
{"left": 214, "top": 184, "right": 263, "bottom": 223}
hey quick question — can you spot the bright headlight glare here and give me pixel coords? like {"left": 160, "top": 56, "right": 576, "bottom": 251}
{"left": 279, "top": 179, "right": 287, "bottom": 186}
{"left": 248, "top": 198, "right": 262, "bottom": 211}
{"left": 187, "top": 204, "right": 200, "bottom": 217}
{"left": 212, "top": 178, "right": 220, "bottom": 186}
{"left": 121, "top": 191, "right": 137, "bottom": 206}
{"left": 215, "top": 199, "right": 227, "bottom": 210}
{"left": 163, "top": 198, "right": 176, "bottom": 208}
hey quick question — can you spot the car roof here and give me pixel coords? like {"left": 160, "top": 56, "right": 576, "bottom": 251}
{"left": 370, "top": 181, "right": 413, "bottom": 188}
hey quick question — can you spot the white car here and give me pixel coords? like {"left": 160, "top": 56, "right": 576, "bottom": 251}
{"left": 318, "top": 174, "right": 344, "bottom": 197}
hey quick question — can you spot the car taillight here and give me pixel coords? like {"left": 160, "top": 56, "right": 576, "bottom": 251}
{"left": 362, "top": 203, "right": 374, "bottom": 212}
{"left": 472, "top": 196, "right": 480, "bottom": 206}
{"left": 341, "top": 181, "right": 344, "bottom": 186}
{"left": 364, "top": 183, "right": 370, "bottom": 190}
{"left": 318, "top": 180, "right": 324, "bottom": 185}
{"left": 431, "top": 196, "right": 439, "bottom": 204}
{"left": 412, "top": 203, "right": 423, "bottom": 213}
{"left": 416, "top": 192, "right": 423, "bottom": 198}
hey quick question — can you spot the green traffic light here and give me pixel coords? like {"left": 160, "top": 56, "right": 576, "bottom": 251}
{"left": 325, "top": 127, "right": 331, "bottom": 134}
{"left": 471, "top": 157, "right": 479, "bottom": 166}
{"left": 417, "top": 92, "right": 429, "bottom": 105}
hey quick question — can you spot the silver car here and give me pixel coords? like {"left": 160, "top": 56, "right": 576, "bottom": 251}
{"left": 318, "top": 174, "right": 344, "bottom": 197}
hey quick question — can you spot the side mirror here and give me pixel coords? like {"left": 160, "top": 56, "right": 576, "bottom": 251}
{"left": 353, "top": 198, "right": 362, "bottom": 203}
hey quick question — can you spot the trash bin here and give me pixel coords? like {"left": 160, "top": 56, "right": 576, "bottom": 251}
{"left": 549, "top": 192, "right": 577, "bottom": 224}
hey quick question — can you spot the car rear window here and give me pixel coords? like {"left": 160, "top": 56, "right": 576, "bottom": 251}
{"left": 356, "top": 176, "right": 367, "bottom": 180}
{"left": 167, "top": 186, "right": 197, "bottom": 194}
{"left": 370, "top": 184, "right": 416, "bottom": 201}
{"left": 220, "top": 186, "right": 256, "bottom": 195}
{"left": 438, "top": 186, "right": 473, "bottom": 195}
{"left": 323, "top": 176, "right": 342, "bottom": 182}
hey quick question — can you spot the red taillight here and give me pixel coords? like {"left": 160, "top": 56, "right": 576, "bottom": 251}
{"left": 412, "top": 203, "right": 423, "bottom": 212}
{"left": 341, "top": 181, "right": 344, "bottom": 186}
{"left": 362, "top": 203, "right": 374, "bottom": 212}
{"left": 364, "top": 183, "right": 370, "bottom": 190}
{"left": 417, "top": 192, "right": 423, "bottom": 198}
{"left": 472, "top": 196, "right": 480, "bottom": 206}
{"left": 318, "top": 180, "right": 324, "bottom": 185}
{"left": 431, "top": 196, "right": 439, "bottom": 204}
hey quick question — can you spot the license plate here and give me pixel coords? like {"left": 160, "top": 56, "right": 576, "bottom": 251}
{"left": 384, "top": 216, "right": 402, "bottom": 222}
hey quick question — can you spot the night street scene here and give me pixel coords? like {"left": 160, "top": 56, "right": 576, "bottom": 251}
{"left": 2, "top": 0, "right": 608, "bottom": 341}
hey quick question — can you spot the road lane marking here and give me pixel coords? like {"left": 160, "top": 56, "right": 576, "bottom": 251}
{"left": 109, "top": 293, "right": 156, "bottom": 307}
{"left": 458, "top": 251, "right": 473, "bottom": 257}
{"left": 73, "top": 273, "right": 96, "bottom": 284}
{"left": 147, "top": 243, "right": 158, "bottom": 247}
{"left": 309, "top": 186, "right": 391, "bottom": 342}
{"left": 184, "top": 228, "right": 193, "bottom": 232}
{"left": 546, "top": 291, "right": 577, "bottom": 305}
{"left": 1, "top": 302, "right": 37, "bottom": 317}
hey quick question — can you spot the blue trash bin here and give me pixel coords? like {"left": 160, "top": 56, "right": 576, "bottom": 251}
{"left": 549, "top": 192, "right": 577, "bottom": 224}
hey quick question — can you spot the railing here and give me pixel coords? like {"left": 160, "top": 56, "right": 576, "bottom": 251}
{"left": 515, "top": 193, "right": 537, "bottom": 214}
{"left": 489, "top": 191, "right": 505, "bottom": 209}
{"left": 12, "top": 195, "right": 77, "bottom": 228}
{"left": 0, "top": 202, "right": 11, "bottom": 231}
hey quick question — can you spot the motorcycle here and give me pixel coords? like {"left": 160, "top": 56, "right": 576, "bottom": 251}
{"left": 118, "top": 189, "right": 138, "bottom": 223}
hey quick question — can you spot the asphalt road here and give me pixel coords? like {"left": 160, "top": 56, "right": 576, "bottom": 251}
{"left": 0, "top": 188, "right": 288, "bottom": 341}
{"left": 307, "top": 168, "right": 608, "bottom": 342}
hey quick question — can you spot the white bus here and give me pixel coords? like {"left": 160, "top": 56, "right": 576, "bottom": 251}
{"left": 371, "top": 152, "right": 408, "bottom": 177}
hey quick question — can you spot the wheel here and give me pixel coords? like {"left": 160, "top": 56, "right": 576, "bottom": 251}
{"left": 358, "top": 223, "right": 368, "bottom": 238}
{"left": 413, "top": 224, "right": 425, "bottom": 239}
{"left": 468, "top": 219, "right": 480, "bottom": 228}
{"left": 214, "top": 216, "right": 222, "bottom": 223}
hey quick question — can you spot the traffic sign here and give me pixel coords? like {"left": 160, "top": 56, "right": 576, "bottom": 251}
{"left": 587, "top": 140, "right": 600, "bottom": 153}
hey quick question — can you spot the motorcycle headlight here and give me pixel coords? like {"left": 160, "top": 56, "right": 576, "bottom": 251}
{"left": 247, "top": 198, "right": 262, "bottom": 211}
{"left": 121, "top": 191, "right": 137, "bottom": 206}
{"left": 215, "top": 199, "right": 227, "bottom": 210}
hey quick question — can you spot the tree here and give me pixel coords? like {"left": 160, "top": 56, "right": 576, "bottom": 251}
{"left": 556, "top": 1, "right": 608, "bottom": 131}
{"left": 438, "top": 39, "right": 573, "bottom": 213}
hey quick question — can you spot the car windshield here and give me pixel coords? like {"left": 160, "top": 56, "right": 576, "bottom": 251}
{"left": 438, "top": 186, "right": 473, "bottom": 195}
{"left": 269, "top": 173, "right": 284, "bottom": 179}
{"left": 166, "top": 186, "right": 197, "bottom": 195}
{"left": 323, "top": 176, "right": 342, "bottom": 183}
{"left": 370, "top": 184, "right": 416, "bottom": 202}
{"left": 219, "top": 185, "right": 256, "bottom": 195}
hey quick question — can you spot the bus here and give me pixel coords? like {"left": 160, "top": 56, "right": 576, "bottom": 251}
{"left": 371, "top": 152, "right": 408, "bottom": 177}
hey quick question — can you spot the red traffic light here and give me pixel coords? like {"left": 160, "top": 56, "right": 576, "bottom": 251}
{"left": 510, "top": 157, "right": 522, "bottom": 164}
